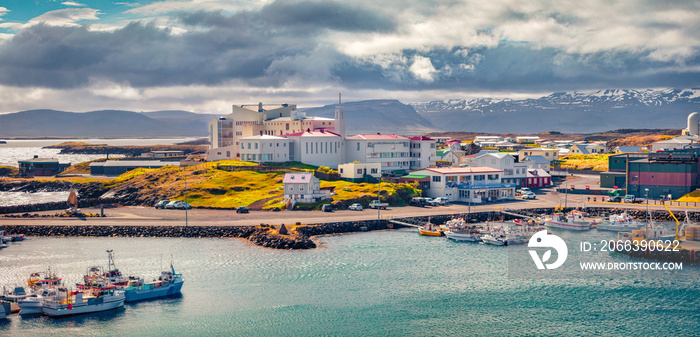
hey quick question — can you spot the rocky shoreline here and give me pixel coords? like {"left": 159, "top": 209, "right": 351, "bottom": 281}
{"left": 3, "top": 208, "right": 699, "bottom": 250}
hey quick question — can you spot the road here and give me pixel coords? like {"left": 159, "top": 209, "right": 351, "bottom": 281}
{"left": 1, "top": 174, "right": 697, "bottom": 227}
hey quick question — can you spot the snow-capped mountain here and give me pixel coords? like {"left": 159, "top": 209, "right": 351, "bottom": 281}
{"left": 411, "top": 88, "right": 700, "bottom": 133}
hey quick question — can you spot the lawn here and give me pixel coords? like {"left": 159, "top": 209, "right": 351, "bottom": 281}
{"left": 677, "top": 190, "right": 700, "bottom": 202}
{"left": 558, "top": 154, "right": 611, "bottom": 171}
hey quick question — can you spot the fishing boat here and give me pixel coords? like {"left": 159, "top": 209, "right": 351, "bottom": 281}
{"left": 104, "top": 250, "right": 128, "bottom": 286}
{"left": 18, "top": 287, "right": 61, "bottom": 315}
{"left": 597, "top": 212, "right": 645, "bottom": 232}
{"left": 0, "top": 230, "right": 24, "bottom": 242}
{"left": 124, "top": 265, "right": 184, "bottom": 302}
{"left": 481, "top": 232, "right": 508, "bottom": 246}
{"left": 418, "top": 220, "right": 444, "bottom": 236}
{"left": 43, "top": 283, "right": 125, "bottom": 317}
{"left": 445, "top": 230, "right": 481, "bottom": 242}
{"left": 541, "top": 211, "right": 591, "bottom": 231}
{"left": 2, "top": 286, "right": 30, "bottom": 302}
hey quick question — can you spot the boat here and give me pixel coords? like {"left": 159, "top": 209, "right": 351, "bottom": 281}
{"left": 18, "top": 287, "right": 60, "bottom": 315}
{"left": 541, "top": 211, "right": 591, "bottom": 231}
{"left": 2, "top": 286, "right": 30, "bottom": 302}
{"left": 481, "top": 232, "right": 508, "bottom": 246}
{"left": 42, "top": 284, "right": 125, "bottom": 317}
{"left": 418, "top": 220, "right": 444, "bottom": 236}
{"left": 445, "top": 230, "right": 481, "bottom": 242}
{"left": 124, "top": 265, "right": 184, "bottom": 302}
{"left": 597, "top": 212, "right": 645, "bottom": 232}
{"left": 104, "top": 250, "right": 128, "bottom": 286}
{"left": 0, "top": 230, "right": 25, "bottom": 242}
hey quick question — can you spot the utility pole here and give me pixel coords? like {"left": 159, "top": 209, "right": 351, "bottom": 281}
{"left": 377, "top": 178, "right": 381, "bottom": 221}
{"left": 184, "top": 169, "right": 188, "bottom": 227}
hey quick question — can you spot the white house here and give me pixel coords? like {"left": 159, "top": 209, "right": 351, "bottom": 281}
{"left": 515, "top": 136, "right": 541, "bottom": 143}
{"left": 338, "top": 162, "right": 381, "bottom": 182}
{"left": 409, "top": 136, "right": 437, "bottom": 170}
{"left": 239, "top": 135, "right": 291, "bottom": 163}
{"left": 474, "top": 136, "right": 505, "bottom": 145}
{"left": 464, "top": 153, "right": 528, "bottom": 187}
{"left": 409, "top": 167, "right": 515, "bottom": 204}
{"left": 283, "top": 172, "right": 330, "bottom": 203}
{"left": 521, "top": 155, "right": 550, "bottom": 172}
{"left": 570, "top": 143, "right": 607, "bottom": 154}
{"left": 651, "top": 136, "right": 696, "bottom": 152}
{"left": 346, "top": 134, "right": 410, "bottom": 173}
{"left": 519, "top": 148, "right": 559, "bottom": 162}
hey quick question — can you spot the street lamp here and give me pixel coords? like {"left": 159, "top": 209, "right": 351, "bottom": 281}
{"left": 377, "top": 176, "right": 381, "bottom": 221}
{"left": 645, "top": 188, "right": 649, "bottom": 220}
{"left": 184, "top": 168, "right": 188, "bottom": 227}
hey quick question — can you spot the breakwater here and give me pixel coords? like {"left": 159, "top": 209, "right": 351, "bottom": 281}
{"left": 0, "top": 197, "right": 120, "bottom": 215}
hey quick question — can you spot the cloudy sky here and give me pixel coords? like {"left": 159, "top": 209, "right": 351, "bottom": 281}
{"left": 0, "top": 0, "right": 698, "bottom": 114}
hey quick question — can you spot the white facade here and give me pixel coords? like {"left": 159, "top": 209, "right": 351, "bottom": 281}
{"left": 285, "top": 130, "right": 343, "bottom": 168}
{"left": 651, "top": 136, "right": 696, "bottom": 152}
{"left": 239, "top": 135, "right": 291, "bottom": 163}
{"left": 519, "top": 148, "right": 559, "bottom": 162}
{"left": 338, "top": 162, "right": 381, "bottom": 180}
{"left": 346, "top": 134, "right": 410, "bottom": 173}
{"left": 464, "top": 153, "right": 527, "bottom": 187}
{"left": 409, "top": 136, "right": 437, "bottom": 170}
{"left": 410, "top": 167, "right": 515, "bottom": 204}
{"left": 474, "top": 136, "right": 505, "bottom": 145}
{"left": 283, "top": 173, "right": 329, "bottom": 203}
{"left": 521, "top": 155, "right": 550, "bottom": 172}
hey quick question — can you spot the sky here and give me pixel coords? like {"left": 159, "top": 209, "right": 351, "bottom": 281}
{"left": 0, "top": 0, "right": 698, "bottom": 115}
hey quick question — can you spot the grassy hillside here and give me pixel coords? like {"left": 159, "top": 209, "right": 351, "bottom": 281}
{"left": 558, "top": 154, "right": 611, "bottom": 171}
{"left": 677, "top": 190, "right": 700, "bottom": 202}
{"left": 105, "top": 161, "right": 419, "bottom": 209}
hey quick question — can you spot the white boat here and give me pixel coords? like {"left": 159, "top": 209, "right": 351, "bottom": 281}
{"left": 481, "top": 233, "right": 507, "bottom": 246}
{"left": 2, "top": 286, "right": 30, "bottom": 302}
{"left": 43, "top": 285, "right": 124, "bottom": 317}
{"left": 597, "top": 212, "right": 645, "bottom": 231}
{"left": 542, "top": 212, "right": 591, "bottom": 231}
{"left": 18, "top": 288, "right": 61, "bottom": 315}
{"left": 124, "top": 266, "right": 184, "bottom": 302}
{"left": 445, "top": 230, "right": 481, "bottom": 242}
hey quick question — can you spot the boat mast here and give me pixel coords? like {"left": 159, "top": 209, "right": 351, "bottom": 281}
{"left": 106, "top": 250, "right": 116, "bottom": 271}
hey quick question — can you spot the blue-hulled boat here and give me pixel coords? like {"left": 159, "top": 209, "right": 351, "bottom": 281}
{"left": 124, "top": 265, "right": 184, "bottom": 303}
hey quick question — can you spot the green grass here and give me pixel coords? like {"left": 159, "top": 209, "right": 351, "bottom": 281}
{"left": 559, "top": 154, "right": 611, "bottom": 171}
{"left": 678, "top": 190, "right": 700, "bottom": 202}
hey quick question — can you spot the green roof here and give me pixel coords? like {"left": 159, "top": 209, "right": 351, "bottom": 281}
{"left": 402, "top": 174, "right": 429, "bottom": 179}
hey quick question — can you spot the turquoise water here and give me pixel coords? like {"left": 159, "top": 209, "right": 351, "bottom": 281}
{"left": 1, "top": 228, "right": 699, "bottom": 336}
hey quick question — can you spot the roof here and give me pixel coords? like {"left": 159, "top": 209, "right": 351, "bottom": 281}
{"left": 527, "top": 168, "right": 551, "bottom": 177}
{"left": 281, "top": 130, "right": 341, "bottom": 138}
{"left": 476, "top": 152, "right": 512, "bottom": 160}
{"left": 409, "top": 136, "right": 435, "bottom": 141}
{"left": 90, "top": 160, "right": 176, "bottom": 167}
{"left": 347, "top": 134, "right": 408, "bottom": 140}
{"left": 617, "top": 146, "right": 647, "bottom": 153}
{"left": 282, "top": 172, "right": 317, "bottom": 183}
{"left": 522, "top": 155, "right": 550, "bottom": 164}
{"left": 572, "top": 144, "right": 590, "bottom": 154}
{"left": 240, "top": 135, "right": 288, "bottom": 140}
{"left": 521, "top": 148, "right": 557, "bottom": 152}
{"left": 413, "top": 166, "right": 501, "bottom": 175}
{"left": 147, "top": 150, "right": 185, "bottom": 154}
{"left": 18, "top": 158, "right": 59, "bottom": 163}
{"left": 401, "top": 174, "right": 429, "bottom": 179}
{"left": 266, "top": 116, "right": 334, "bottom": 122}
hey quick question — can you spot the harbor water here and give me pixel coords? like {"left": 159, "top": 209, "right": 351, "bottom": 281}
{"left": 1, "top": 228, "right": 699, "bottom": 336}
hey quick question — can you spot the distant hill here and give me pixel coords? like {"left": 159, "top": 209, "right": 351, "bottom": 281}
{"left": 412, "top": 88, "right": 700, "bottom": 133}
{"left": 304, "top": 99, "right": 436, "bottom": 136}
{"left": 0, "top": 109, "right": 212, "bottom": 137}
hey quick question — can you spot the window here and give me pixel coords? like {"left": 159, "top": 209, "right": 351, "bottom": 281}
{"left": 247, "top": 143, "right": 251, "bottom": 149}
{"left": 474, "top": 175, "right": 485, "bottom": 181}
{"left": 226, "top": 151, "right": 230, "bottom": 157}
{"left": 340, "top": 168, "right": 344, "bottom": 174}
{"left": 371, "top": 168, "right": 378, "bottom": 174}
{"left": 357, "top": 169, "right": 362, "bottom": 174}
{"left": 432, "top": 176, "right": 441, "bottom": 182}
{"left": 286, "top": 123, "right": 289, "bottom": 130}
{"left": 357, "top": 143, "right": 360, "bottom": 151}
{"left": 255, "top": 143, "right": 258, "bottom": 150}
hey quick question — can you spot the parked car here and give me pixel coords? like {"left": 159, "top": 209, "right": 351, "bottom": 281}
{"left": 154, "top": 200, "right": 170, "bottom": 209}
{"left": 369, "top": 200, "right": 388, "bottom": 209}
{"left": 170, "top": 201, "right": 191, "bottom": 209}
{"left": 517, "top": 187, "right": 532, "bottom": 195}
{"left": 164, "top": 201, "right": 179, "bottom": 209}
{"left": 608, "top": 196, "right": 622, "bottom": 203}
{"left": 236, "top": 206, "right": 249, "bottom": 213}
{"left": 348, "top": 203, "right": 363, "bottom": 211}
{"left": 424, "top": 198, "right": 439, "bottom": 206}
{"left": 410, "top": 197, "right": 427, "bottom": 207}
{"left": 521, "top": 192, "right": 536, "bottom": 200}
{"left": 322, "top": 204, "right": 333, "bottom": 212}
{"left": 434, "top": 197, "right": 449, "bottom": 205}
{"left": 623, "top": 195, "right": 644, "bottom": 203}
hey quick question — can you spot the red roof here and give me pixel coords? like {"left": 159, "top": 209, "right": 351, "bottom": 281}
{"left": 409, "top": 136, "right": 435, "bottom": 141}
{"left": 347, "top": 134, "right": 408, "bottom": 140}
{"left": 281, "top": 130, "right": 341, "bottom": 138}
{"left": 413, "top": 166, "right": 501, "bottom": 174}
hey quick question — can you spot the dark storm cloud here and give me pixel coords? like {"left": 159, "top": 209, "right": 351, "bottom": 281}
{"left": 0, "top": 0, "right": 697, "bottom": 93}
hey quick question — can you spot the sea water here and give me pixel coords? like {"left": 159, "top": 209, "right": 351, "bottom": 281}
{"left": 0, "top": 228, "right": 699, "bottom": 336}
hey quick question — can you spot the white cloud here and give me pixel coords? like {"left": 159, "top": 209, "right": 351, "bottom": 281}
{"left": 0, "top": 7, "right": 8, "bottom": 20}
{"left": 62, "top": 1, "right": 86, "bottom": 7}
{"left": 409, "top": 55, "right": 437, "bottom": 83}
{"left": 115, "top": 2, "right": 142, "bottom": 8}
{"left": 28, "top": 8, "right": 101, "bottom": 27}
{"left": 126, "top": 0, "right": 267, "bottom": 16}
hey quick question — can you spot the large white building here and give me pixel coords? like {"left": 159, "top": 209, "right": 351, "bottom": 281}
{"left": 346, "top": 134, "right": 411, "bottom": 173}
{"left": 409, "top": 167, "right": 515, "bottom": 203}
{"left": 284, "top": 130, "right": 344, "bottom": 168}
{"left": 239, "top": 135, "right": 291, "bottom": 163}
{"left": 463, "top": 152, "right": 528, "bottom": 187}
{"left": 409, "top": 136, "right": 437, "bottom": 170}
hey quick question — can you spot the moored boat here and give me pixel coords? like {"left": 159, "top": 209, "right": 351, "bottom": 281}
{"left": 418, "top": 221, "right": 444, "bottom": 236}
{"left": 597, "top": 212, "right": 645, "bottom": 232}
{"left": 124, "top": 265, "right": 184, "bottom": 302}
{"left": 542, "top": 212, "right": 591, "bottom": 231}
{"left": 42, "top": 284, "right": 124, "bottom": 317}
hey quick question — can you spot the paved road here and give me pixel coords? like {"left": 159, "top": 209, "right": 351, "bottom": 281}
{"left": 1, "top": 174, "right": 697, "bottom": 227}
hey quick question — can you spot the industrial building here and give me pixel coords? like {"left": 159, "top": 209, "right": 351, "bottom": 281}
{"left": 18, "top": 156, "right": 70, "bottom": 177}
